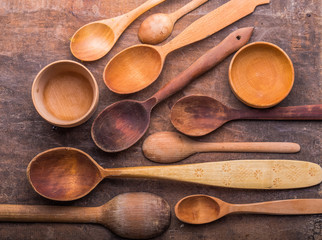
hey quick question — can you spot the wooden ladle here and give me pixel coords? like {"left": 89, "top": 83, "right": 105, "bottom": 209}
{"left": 0, "top": 192, "right": 171, "bottom": 239}
{"left": 70, "top": 0, "right": 166, "bottom": 61}
{"left": 103, "top": 0, "right": 270, "bottom": 94}
{"left": 138, "top": 0, "right": 209, "bottom": 44}
{"left": 142, "top": 131, "right": 300, "bottom": 163}
{"left": 27, "top": 147, "right": 322, "bottom": 201}
{"left": 171, "top": 95, "right": 322, "bottom": 136}
{"left": 175, "top": 195, "right": 322, "bottom": 224}
{"left": 92, "top": 27, "right": 253, "bottom": 152}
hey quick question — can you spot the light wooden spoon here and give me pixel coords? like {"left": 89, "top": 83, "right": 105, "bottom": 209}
{"left": 142, "top": 131, "right": 300, "bottom": 163}
{"left": 138, "top": 0, "right": 209, "bottom": 44}
{"left": 0, "top": 192, "right": 171, "bottom": 239}
{"left": 104, "top": 0, "right": 270, "bottom": 94}
{"left": 175, "top": 194, "right": 322, "bottom": 224}
{"left": 70, "top": 0, "right": 166, "bottom": 61}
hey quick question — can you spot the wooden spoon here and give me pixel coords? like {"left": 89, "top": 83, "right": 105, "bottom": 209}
{"left": 142, "top": 131, "right": 300, "bottom": 163}
{"left": 138, "top": 0, "right": 208, "bottom": 44}
{"left": 103, "top": 0, "right": 270, "bottom": 94}
{"left": 171, "top": 95, "right": 322, "bottom": 136}
{"left": 27, "top": 147, "right": 322, "bottom": 201}
{"left": 0, "top": 192, "right": 170, "bottom": 239}
{"left": 93, "top": 27, "right": 253, "bottom": 152}
{"left": 70, "top": 0, "right": 166, "bottom": 61}
{"left": 175, "top": 194, "right": 322, "bottom": 224}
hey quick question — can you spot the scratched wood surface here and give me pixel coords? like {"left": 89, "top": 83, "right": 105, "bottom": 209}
{"left": 0, "top": 0, "right": 321, "bottom": 239}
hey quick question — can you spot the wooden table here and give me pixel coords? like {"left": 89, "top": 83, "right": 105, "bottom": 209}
{"left": 0, "top": 0, "right": 321, "bottom": 239}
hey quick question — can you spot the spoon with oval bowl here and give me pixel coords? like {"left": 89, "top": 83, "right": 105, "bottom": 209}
{"left": 70, "top": 0, "right": 166, "bottom": 61}
{"left": 142, "top": 131, "right": 300, "bottom": 163}
{"left": 171, "top": 95, "right": 322, "bottom": 136}
{"left": 175, "top": 194, "right": 322, "bottom": 224}
{"left": 104, "top": 0, "right": 270, "bottom": 94}
{"left": 93, "top": 27, "right": 253, "bottom": 152}
{"left": 27, "top": 147, "right": 322, "bottom": 201}
{"left": 0, "top": 192, "right": 170, "bottom": 239}
{"left": 138, "top": 0, "right": 208, "bottom": 44}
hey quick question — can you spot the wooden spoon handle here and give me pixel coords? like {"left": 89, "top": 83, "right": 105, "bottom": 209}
{"left": 160, "top": 0, "right": 270, "bottom": 55}
{"left": 229, "top": 199, "right": 322, "bottom": 215}
{"left": 0, "top": 204, "right": 100, "bottom": 223}
{"left": 238, "top": 105, "right": 322, "bottom": 120}
{"left": 105, "top": 160, "right": 322, "bottom": 189}
{"left": 169, "top": 0, "right": 209, "bottom": 22}
{"left": 150, "top": 27, "right": 253, "bottom": 105}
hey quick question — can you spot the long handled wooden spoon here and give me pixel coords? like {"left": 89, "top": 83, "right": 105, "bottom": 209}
{"left": 92, "top": 27, "right": 253, "bottom": 152}
{"left": 142, "top": 131, "right": 300, "bottom": 163}
{"left": 27, "top": 147, "right": 322, "bottom": 201}
{"left": 0, "top": 192, "right": 170, "bottom": 239}
{"left": 171, "top": 95, "right": 322, "bottom": 136}
{"left": 175, "top": 194, "right": 322, "bottom": 224}
{"left": 138, "top": 0, "right": 209, "bottom": 44}
{"left": 103, "top": 0, "right": 270, "bottom": 94}
{"left": 70, "top": 0, "right": 166, "bottom": 61}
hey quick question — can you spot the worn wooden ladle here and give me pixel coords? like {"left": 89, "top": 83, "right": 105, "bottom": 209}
{"left": 138, "top": 0, "right": 208, "bottom": 44}
{"left": 0, "top": 192, "right": 171, "bottom": 239}
{"left": 142, "top": 131, "right": 300, "bottom": 163}
{"left": 104, "top": 0, "right": 270, "bottom": 94}
{"left": 92, "top": 27, "right": 253, "bottom": 152}
{"left": 70, "top": 0, "right": 166, "bottom": 61}
{"left": 27, "top": 147, "right": 322, "bottom": 201}
{"left": 175, "top": 194, "right": 322, "bottom": 224}
{"left": 171, "top": 95, "right": 322, "bottom": 136}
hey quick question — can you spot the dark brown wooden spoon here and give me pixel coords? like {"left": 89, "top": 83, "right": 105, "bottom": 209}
{"left": 91, "top": 27, "right": 254, "bottom": 152}
{"left": 171, "top": 95, "right": 322, "bottom": 136}
{"left": 0, "top": 192, "right": 170, "bottom": 239}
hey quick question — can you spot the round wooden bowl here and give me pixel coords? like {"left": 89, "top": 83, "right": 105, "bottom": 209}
{"left": 229, "top": 42, "right": 294, "bottom": 108}
{"left": 32, "top": 60, "right": 99, "bottom": 127}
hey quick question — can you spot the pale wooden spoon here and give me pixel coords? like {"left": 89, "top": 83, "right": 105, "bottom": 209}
{"left": 138, "top": 0, "right": 208, "bottom": 44}
{"left": 175, "top": 194, "right": 322, "bottom": 224}
{"left": 142, "top": 131, "right": 300, "bottom": 163}
{"left": 70, "top": 0, "right": 166, "bottom": 61}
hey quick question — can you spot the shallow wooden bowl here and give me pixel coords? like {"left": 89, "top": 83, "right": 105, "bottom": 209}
{"left": 32, "top": 60, "right": 99, "bottom": 127}
{"left": 229, "top": 42, "right": 294, "bottom": 108}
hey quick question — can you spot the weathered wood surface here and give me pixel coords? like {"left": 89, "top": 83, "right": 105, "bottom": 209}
{"left": 0, "top": 0, "right": 321, "bottom": 239}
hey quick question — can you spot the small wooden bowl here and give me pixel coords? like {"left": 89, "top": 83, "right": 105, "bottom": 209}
{"left": 229, "top": 42, "right": 294, "bottom": 108}
{"left": 32, "top": 60, "right": 99, "bottom": 127}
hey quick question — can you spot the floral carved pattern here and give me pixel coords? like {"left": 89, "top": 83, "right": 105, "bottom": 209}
{"left": 223, "top": 176, "right": 232, "bottom": 186}
{"left": 273, "top": 162, "right": 282, "bottom": 173}
{"left": 194, "top": 168, "right": 204, "bottom": 178}
{"left": 254, "top": 170, "right": 263, "bottom": 180}
{"left": 309, "top": 167, "right": 318, "bottom": 177}
{"left": 222, "top": 163, "right": 231, "bottom": 173}
{"left": 273, "top": 178, "right": 282, "bottom": 187}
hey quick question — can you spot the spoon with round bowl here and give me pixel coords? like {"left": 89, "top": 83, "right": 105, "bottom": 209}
{"left": 104, "top": 0, "right": 270, "bottom": 94}
{"left": 93, "top": 27, "right": 253, "bottom": 152}
{"left": 175, "top": 194, "right": 322, "bottom": 224}
{"left": 142, "top": 131, "right": 300, "bottom": 163}
{"left": 0, "top": 192, "right": 170, "bottom": 239}
{"left": 171, "top": 95, "right": 322, "bottom": 136}
{"left": 138, "top": 0, "right": 208, "bottom": 44}
{"left": 70, "top": 0, "right": 166, "bottom": 61}
{"left": 27, "top": 147, "right": 322, "bottom": 201}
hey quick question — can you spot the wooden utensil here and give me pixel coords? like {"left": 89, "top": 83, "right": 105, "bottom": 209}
{"left": 142, "top": 131, "right": 300, "bottom": 163}
{"left": 229, "top": 42, "right": 294, "bottom": 108}
{"left": 171, "top": 95, "right": 322, "bottom": 136}
{"left": 175, "top": 194, "right": 322, "bottom": 224}
{"left": 0, "top": 192, "right": 170, "bottom": 239}
{"left": 104, "top": 0, "right": 270, "bottom": 94}
{"left": 93, "top": 27, "right": 253, "bottom": 152}
{"left": 138, "top": 0, "right": 208, "bottom": 44}
{"left": 27, "top": 147, "right": 322, "bottom": 201}
{"left": 70, "top": 0, "right": 166, "bottom": 61}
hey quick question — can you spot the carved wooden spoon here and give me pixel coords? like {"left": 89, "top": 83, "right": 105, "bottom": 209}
{"left": 138, "top": 0, "right": 208, "bottom": 44}
{"left": 0, "top": 192, "right": 171, "bottom": 239}
{"left": 142, "top": 131, "right": 300, "bottom": 163}
{"left": 27, "top": 147, "right": 322, "bottom": 201}
{"left": 175, "top": 194, "right": 322, "bottom": 224}
{"left": 70, "top": 0, "right": 166, "bottom": 61}
{"left": 171, "top": 95, "right": 322, "bottom": 136}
